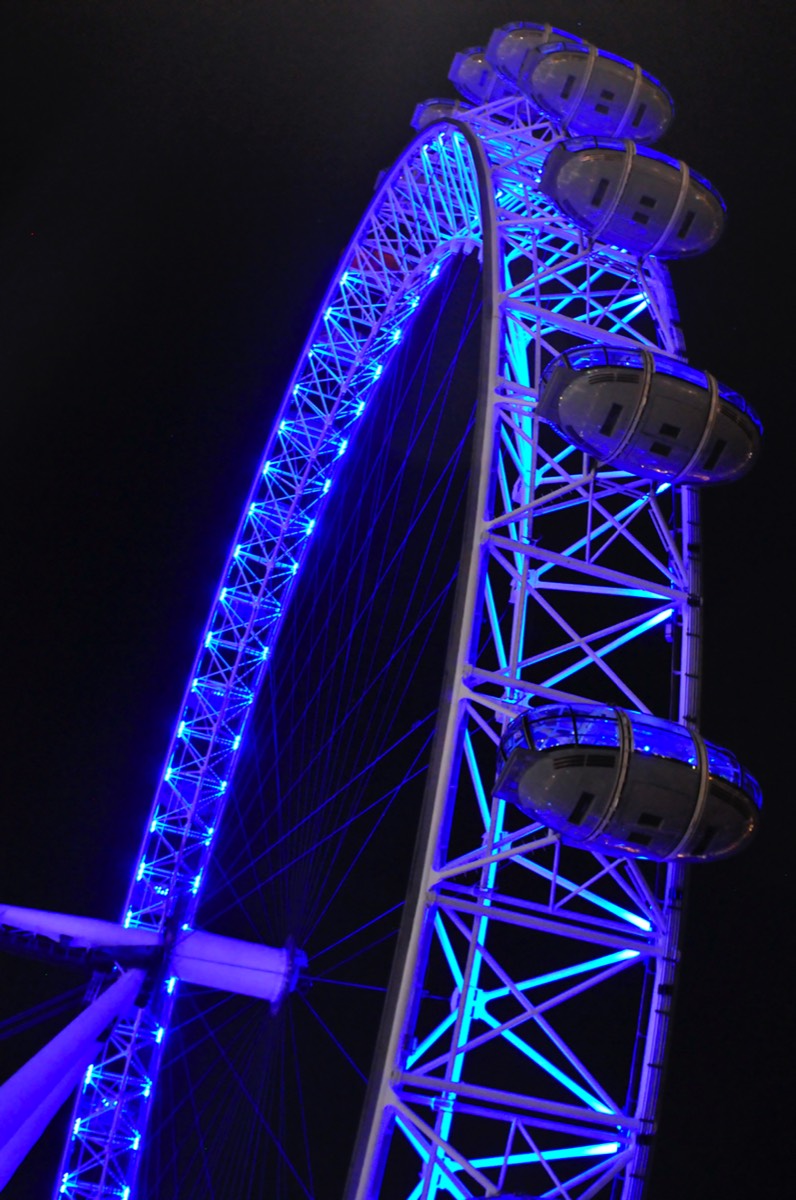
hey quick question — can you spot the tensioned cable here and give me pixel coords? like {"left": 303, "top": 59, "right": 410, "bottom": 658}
{"left": 141, "top": 247, "right": 485, "bottom": 1198}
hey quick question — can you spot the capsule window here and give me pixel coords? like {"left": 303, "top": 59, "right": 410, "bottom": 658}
{"left": 650, "top": 441, "right": 673, "bottom": 457}
{"left": 554, "top": 751, "right": 587, "bottom": 769}
{"left": 585, "top": 752, "right": 616, "bottom": 767}
{"left": 659, "top": 422, "right": 681, "bottom": 438}
{"left": 569, "top": 791, "right": 595, "bottom": 825}
{"left": 702, "top": 438, "right": 727, "bottom": 471}
{"left": 626, "top": 831, "right": 653, "bottom": 846}
{"left": 595, "top": 87, "right": 616, "bottom": 116}
{"left": 638, "top": 812, "right": 663, "bottom": 827}
{"left": 691, "top": 825, "right": 718, "bottom": 857}
{"left": 631, "top": 102, "right": 647, "bottom": 129}
{"left": 591, "top": 177, "right": 611, "bottom": 207}
{"left": 632, "top": 194, "right": 658, "bottom": 225}
{"left": 600, "top": 402, "right": 623, "bottom": 436}
{"left": 560, "top": 73, "right": 577, "bottom": 99}
{"left": 677, "top": 210, "right": 696, "bottom": 240}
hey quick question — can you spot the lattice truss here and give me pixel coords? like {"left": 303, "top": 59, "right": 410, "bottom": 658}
{"left": 353, "top": 101, "right": 692, "bottom": 1200}
{"left": 60, "top": 95, "right": 692, "bottom": 1199}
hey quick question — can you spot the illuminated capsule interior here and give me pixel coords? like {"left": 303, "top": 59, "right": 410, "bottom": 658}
{"left": 522, "top": 43, "right": 673, "bottom": 142}
{"left": 485, "top": 20, "right": 585, "bottom": 83}
{"left": 540, "top": 136, "right": 725, "bottom": 257}
{"left": 411, "top": 98, "right": 472, "bottom": 131}
{"left": 493, "top": 704, "right": 761, "bottom": 861}
{"left": 448, "top": 46, "right": 518, "bottom": 105}
{"left": 538, "top": 344, "right": 762, "bottom": 484}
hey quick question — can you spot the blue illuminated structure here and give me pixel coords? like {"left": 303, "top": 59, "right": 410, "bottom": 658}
{"left": 0, "top": 17, "right": 760, "bottom": 1200}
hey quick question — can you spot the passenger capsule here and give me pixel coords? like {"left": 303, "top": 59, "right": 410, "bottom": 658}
{"left": 521, "top": 43, "right": 673, "bottom": 142}
{"left": 411, "top": 98, "right": 471, "bottom": 131}
{"left": 486, "top": 21, "right": 586, "bottom": 84}
{"left": 540, "top": 137, "right": 725, "bottom": 258}
{"left": 449, "top": 47, "right": 517, "bottom": 106}
{"left": 494, "top": 705, "right": 761, "bottom": 862}
{"left": 538, "top": 344, "right": 762, "bottom": 484}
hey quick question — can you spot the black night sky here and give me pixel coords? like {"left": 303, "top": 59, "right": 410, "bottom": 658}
{"left": 1, "top": 2, "right": 791, "bottom": 1197}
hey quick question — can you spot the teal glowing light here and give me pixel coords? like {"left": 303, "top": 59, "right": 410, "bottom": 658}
{"left": 471, "top": 1142, "right": 621, "bottom": 1168}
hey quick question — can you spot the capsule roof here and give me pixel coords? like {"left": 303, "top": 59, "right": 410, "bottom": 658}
{"left": 485, "top": 21, "right": 586, "bottom": 83}
{"left": 411, "top": 98, "right": 472, "bottom": 131}
{"left": 449, "top": 47, "right": 518, "bottom": 106}
{"left": 499, "top": 704, "right": 761, "bottom": 800}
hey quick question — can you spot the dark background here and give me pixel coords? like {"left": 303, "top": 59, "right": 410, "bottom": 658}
{"left": 1, "top": 2, "right": 791, "bottom": 1197}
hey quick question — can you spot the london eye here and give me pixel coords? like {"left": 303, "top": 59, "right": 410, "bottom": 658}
{"left": 1, "top": 5, "right": 783, "bottom": 1198}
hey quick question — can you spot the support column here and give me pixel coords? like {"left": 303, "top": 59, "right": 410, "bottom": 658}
{"left": 0, "top": 969, "right": 146, "bottom": 1190}
{"left": 0, "top": 905, "right": 160, "bottom": 949}
{"left": 0, "top": 904, "right": 308, "bottom": 1187}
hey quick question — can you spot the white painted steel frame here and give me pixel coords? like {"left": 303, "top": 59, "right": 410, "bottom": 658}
{"left": 346, "top": 101, "right": 694, "bottom": 1200}
{"left": 54, "top": 93, "right": 696, "bottom": 1199}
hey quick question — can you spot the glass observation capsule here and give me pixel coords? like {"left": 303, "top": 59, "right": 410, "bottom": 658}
{"left": 519, "top": 43, "right": 674, "bottom": 142}
{"left": 448, "top": 46, "right": 518, "bottom": 105}
{"left": 486, "top": 20, "right": 586, "bottom": 84}
{"left": 538, "top": 344, "right": 762, "bottom": 484}
{"left": 411, "top": 98, "right": 472, "bottom": 131}
{"left": 493, "top": 704, "right": 761, "bottom": 862}
{"left": 540, "top": 136, "right": 725, "bottom": 257}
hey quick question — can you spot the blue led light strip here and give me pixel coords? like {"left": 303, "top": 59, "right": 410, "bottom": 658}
{"left": 57, "top": 127, "right": 482, "bottom": 1200}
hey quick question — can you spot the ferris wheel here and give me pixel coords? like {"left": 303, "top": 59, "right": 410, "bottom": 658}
{"left": 0, "top": 19, "right": 762, "bottom": 1200}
